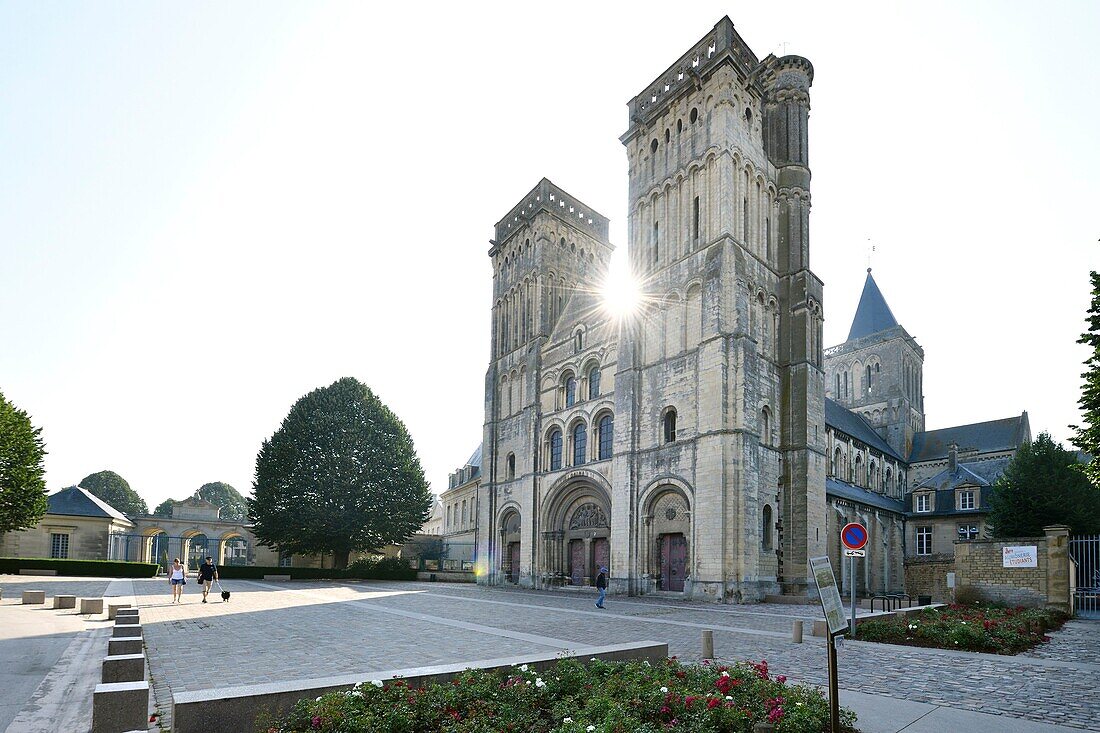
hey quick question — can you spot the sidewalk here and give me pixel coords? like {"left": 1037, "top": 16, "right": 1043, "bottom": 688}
{"left": 841, "top": 689, "right": 1090, "bottom": 733}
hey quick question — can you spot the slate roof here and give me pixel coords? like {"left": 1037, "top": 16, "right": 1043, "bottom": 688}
{"left": 914, "top": 463, "right": 990, "bottom": 491}
{"left": 908, "top": 486, "right": 994, "bottom": 518}
{"left": 47, "top": 486, "right": 131, "bottom": 522}
{"left": 466, "top": 444, "right": 482, "bottom": 473}
{"left": 847, "top": 270, "right": 899, "bottom": 341}
{"left": 826, "top": 478, "right": 905, "bottom": 514}
{"left": 825, "top": 398, "right": 904, "bottom": 462}
{"left": 909, "top": 413, "right": 1030, "bottom": 463}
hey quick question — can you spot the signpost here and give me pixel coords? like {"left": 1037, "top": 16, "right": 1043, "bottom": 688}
{"left": 810, "top": 555, "right": 846, "bottom": 733}
{"left": 841, "top": 522, "right": 868, "bottom": 637}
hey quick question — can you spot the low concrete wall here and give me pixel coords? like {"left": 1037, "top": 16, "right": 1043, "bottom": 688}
{"left": 172, "top": 640, "right": 668, "bottom": 733}
{"left": 416, "top": 571, "right": 475, "bottom": 583}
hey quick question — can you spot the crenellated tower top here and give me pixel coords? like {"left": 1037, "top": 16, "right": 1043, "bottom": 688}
{"left": 492, "top": 178, "right": 610, "bottom": 248}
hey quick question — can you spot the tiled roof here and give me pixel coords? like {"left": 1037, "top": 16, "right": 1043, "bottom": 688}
{"left": 826, "top": 478, "right": 906, "bottom": 514}
{"left": 909, "top": 413, "right": 1030, "bottom": 463}
{"left": 825, "top": 398, "right": 905, "bottom": 462}
{"left": 847, "top": 270, "right": 900, "bottom": 341}
{"left": 908, "top": 486, "right": 994, "bottom": 518}
{"left": 47, "top": 486, "right": 131, "bottom": 522}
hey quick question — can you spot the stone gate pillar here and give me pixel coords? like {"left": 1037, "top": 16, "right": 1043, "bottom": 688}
{"left": 1043, "top": 525, "right": 1071, "bottom": 614}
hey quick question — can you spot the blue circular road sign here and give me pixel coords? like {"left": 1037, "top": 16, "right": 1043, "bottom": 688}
{"left": 841, "top": 522, "right": 868, "bottom": 550}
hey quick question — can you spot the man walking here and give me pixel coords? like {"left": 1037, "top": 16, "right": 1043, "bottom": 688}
{"left": 198, "top": 556, "right": 219, "bottom": 604}
{"left": 595, "top": 566, "right": 608, "bottom": 609}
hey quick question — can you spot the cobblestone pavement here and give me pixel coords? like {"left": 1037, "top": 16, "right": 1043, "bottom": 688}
{"left": 133, "top": 579, "right": 1100, "bottom": 732}
{"left": 0, "top": 576, "right": 112, "bottom": 605}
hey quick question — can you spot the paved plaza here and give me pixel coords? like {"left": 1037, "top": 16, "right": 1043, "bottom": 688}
{"left": 3, "top": 576, "right": 1100, "bottom": 732}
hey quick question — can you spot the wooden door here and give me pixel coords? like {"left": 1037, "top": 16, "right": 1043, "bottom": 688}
{"left": 508, "top": 542, "right": 520, "bottom": 584}
{"left": 592, "top": 538, "right": 610, "bottom": 579}
{"left": 660, "top": 533, "right": 687, "bottom": 592}
{"left": 570, "top": 539, "right": 585, "bottom": 585}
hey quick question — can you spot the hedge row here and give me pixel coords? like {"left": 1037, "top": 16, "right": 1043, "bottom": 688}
{"left": 219, "top": 557, "right": 416, "bottom": 581}
{"left": 0, "top": 557, "right": 159, "bottom": 578}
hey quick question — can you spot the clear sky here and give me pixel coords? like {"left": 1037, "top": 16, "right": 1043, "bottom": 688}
{"left": 2, "top": 1, "right": 1097, "bottom": 510}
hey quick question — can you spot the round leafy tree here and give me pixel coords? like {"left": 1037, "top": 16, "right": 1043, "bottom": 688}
{"left": 194, "top": 481, "right": 248, "bottom": 522}
{"left": 152, "top": 498, "right": 177, "bottom": 517}
{"left": 80, "top": 470, "right": 149, "bottom": 516}
{"left": 0, "top": 390, "right": 49, "bottom": 534}
{"left": 249, "top": 377, "right": 432, "bottom": 568}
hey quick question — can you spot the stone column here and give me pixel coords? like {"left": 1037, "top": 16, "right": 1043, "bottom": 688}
{"left": 1043, "top": 525, "right": 1071, "bottom": 614}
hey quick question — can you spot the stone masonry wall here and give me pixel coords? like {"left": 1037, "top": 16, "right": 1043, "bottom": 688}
{"left": 954, "top": 536, "right": 1048, "bottom": 607}
{"left": 904, "top": 556, "right": 954, "bottom": 604}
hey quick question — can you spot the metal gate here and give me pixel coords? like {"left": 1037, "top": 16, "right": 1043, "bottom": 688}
{"left": 1070, "top": 535, "right": 1100, "bottom": 619}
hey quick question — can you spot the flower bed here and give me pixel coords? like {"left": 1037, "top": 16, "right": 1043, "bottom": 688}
{"left": 855, "top": 603, "right": 1068, "bottom": 654}
{"left": 270, "top": 658, "right": 857, "bottom": 732}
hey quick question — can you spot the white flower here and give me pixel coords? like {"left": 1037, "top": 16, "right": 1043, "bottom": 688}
{"left": 660, "top": 686, "right": 668, "bottom": 693}
{"left": 725, "top": 696, "right": 733, "bottom": 700}
{"left": 535, "top": 678, "right": 546, "bottom": 687}
{"left": 587, "top": 727, "right": 596, "bottom": 732}
{"left": 721, "top": 671, "right": 730, "bottom": 677}
{"left": 643, "top": 661, "right": 650, "bottom": 666}
{"left": 520, "top": 664, "right": 529, "bottom": 672}
{"left": 961, "top": 621, "right": 967, "bottom": 625}
{"left": 315, "top": 696, "right": 322, "bottom": 701}
{"left": 795, "top": 701, "right": 803, "bottom": 707}
{"left": 908, "top": 623, "right": 917, "bottom": 630}
{"left": 563, "top": 718, "right": 573, "bottom": 724}
{"left": 371, "top": 680, "right": 383, "bottom": 688}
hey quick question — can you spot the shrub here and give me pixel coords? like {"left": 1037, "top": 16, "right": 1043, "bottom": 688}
{"left": 0, "top": 557, "right": 158, "bottom": 578}
{"left": 953, "top": 585, "right": 983, "bottom": 605}
{"left": 855, "top": 603, "right": 1068, "bottom": 654}
{"left": 218, "top": 558, "right": 416, "bottom": 581}
{"left": 270, "top": 658, "right": 858, "bottom": 733}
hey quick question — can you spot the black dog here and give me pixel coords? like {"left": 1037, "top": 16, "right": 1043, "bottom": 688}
{"left": 220, "top": 588, "right": 231, "bottom": 602}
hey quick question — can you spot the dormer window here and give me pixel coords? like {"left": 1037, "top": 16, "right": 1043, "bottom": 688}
{"left": 915, "top": 493, "right": 931, "bottom": 513}
{"left": 959, "top": 490, "right": 976, "bottom": 510}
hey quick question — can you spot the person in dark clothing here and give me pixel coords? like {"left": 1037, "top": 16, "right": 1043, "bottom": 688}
{"left": 198, "top": 556, "right": 219, "bottom": 604}
{"left": 595, "top": 566, "right": 608, "bottom": 608}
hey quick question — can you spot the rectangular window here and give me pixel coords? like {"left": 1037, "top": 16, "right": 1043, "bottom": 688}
{"left": 959, "top": 490, "right": 975, "bottom": 510}
{"left": 278, "top": 550, "right": 293, "bottom": 568}
{"left": 692, "top": 196, "right": 700, "bottom": 241}
{"left": 50, "top": 533, "right": 69, "bottom": 559}
{"left": 916, "top": 493, "right": 931, "bottom": 512}
{"left": 652, "top": 221, "right": 659, "bottom": 265}
{"left": 916, "top": 526, "right": 932, "bottom": 556}
{"left": 957, "top": 523, "right": 979, "bottom": 541}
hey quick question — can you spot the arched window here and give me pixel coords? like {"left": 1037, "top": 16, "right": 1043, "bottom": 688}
{"left": 866, "top": 364, "right": 872, "bottom": 394}
{"left": 565, "top": 375, "right": 577, "bottom": 407}
{"left": 507, "top": 453, "right": 516, "bottom": 480}
{"left": 760, "top": 408, "right": 771, "bottom": 447}
{"left": 855, "top": 455, "right": 863, "bottom": 486}
{"left": 690, "top": 107, "right": 698, "bottom": 124}
{"left": 762, "top": 505, "right": 773, "bottom": 550}
{"left": 833, "top": 447, "right": 842, "bottom": 477}
{"left": 572, "top": 422, "right": 587, "bottom": 466}
{"left": 598, "top": 414, "right": 614, "bottom": 460}
{"left": 549, "top": 429, "right": 563, "bottom": 471}
{"left": 574, "top": 331, "right": 584, "bottom": 353}
{"left": 885, "top": 467, "right": 892, "bottom": 493}
{"left": 588, "top": 367, "right": 601, "bottom": 399}
{"left": 870, "top": 460, "right": 877, "bottom": 490}
{"left": 461, "top": 499, "right": 467, "bottom": 527}
{"left": 446, "top": 505, "right": 451, "bottom": 529}
{"left": 835, "top": 373, "right": 840, "bottom": 397}
{"left": 663, "top": 408, "right": 677, "bottom": 443}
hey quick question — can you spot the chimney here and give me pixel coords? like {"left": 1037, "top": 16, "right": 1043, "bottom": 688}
{"left": 948, "top": 443, "right": 958, "bottom": 473}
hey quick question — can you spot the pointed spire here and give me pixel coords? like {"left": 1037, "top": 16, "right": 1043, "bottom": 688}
{"left": 847, "top": 268, "right": 899, "bottom": 341}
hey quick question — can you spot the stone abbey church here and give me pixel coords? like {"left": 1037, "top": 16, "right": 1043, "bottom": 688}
{"left": 463, "top": 17, "right": 1028, "bottom": 602}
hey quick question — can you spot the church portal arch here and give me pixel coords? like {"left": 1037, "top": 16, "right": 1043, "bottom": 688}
{"left": 640, "top": 479, "right": 693, "bottom": 593}
{"left": 497, "top": 506, "right": 522, "bottom": 584}
{"left": 540, "top": 470, "right": 612, "bottom": 587}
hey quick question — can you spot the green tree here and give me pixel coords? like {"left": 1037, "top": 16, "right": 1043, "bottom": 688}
{"left": 0, "top": 390, "right": 49, "bottom": 534}
{"left": 152, "top": 498, "right": 177, "bottom": 517}
{"left": 988, "top": 432, "right": 1100, "bottom": 537}
{"left": 80, "top": 470, "right": 148, "bottom": 516}
{"left": 194, "top": 481, "right": 248, "bottom": 522}
{"left": 1072, "top": 270, "right": 1100, "bottom": 488}
{"left": 249, "top": 377, "right": 431, "bottom": 568}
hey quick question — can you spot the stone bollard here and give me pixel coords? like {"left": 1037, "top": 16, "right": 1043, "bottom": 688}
{"left": 107, "top": 603, "right": 131, "bottom": 620}
{"left": 112, "top": 624, "right": 142, "bottom": 638}
{"left": 108, "top": 637, "right": 143, "bottom": 656}
{"left": 115, "top": 615, "right": 140, "bottom": 626}
{"left": 101, "top": 653, "right": 145, "bottom": 684}
{"left": 92, "top": 680, "right": 149, "bottom": 733}
{"left": 701, "top": 630, "right": 714, "bottom": 659}
{"left": 791, "top": 620, "right": 803, "bottom": 643}
{"left": 21, "top": 590, "right": 46, "bottom": 604}
{"left": 79, "top": 598, "right": 105, "bottom": 615}
{"left": 54, "top": 595, "right": 77, "bottom": 609}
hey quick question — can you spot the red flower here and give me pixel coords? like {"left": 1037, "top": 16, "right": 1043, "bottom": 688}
{"left": 776, "top": 675, "right": 787, "bottom": 684}
{"left": 707, "top": 698, "right": 720, "bottom": 709}
{"left": 311, "top": 717, "right": 322, "bottom": 730}
{"left": 684, "top": 696, "right": 696, "bottom": 707}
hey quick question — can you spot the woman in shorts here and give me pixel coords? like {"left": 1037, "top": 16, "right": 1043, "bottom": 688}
{"left": 169, "top": 558, "right": 187, "bottom": 603}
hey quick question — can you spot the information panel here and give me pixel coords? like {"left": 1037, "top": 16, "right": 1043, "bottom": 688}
{"left": 809, "top": 555, "right": 848, "bottom": 636}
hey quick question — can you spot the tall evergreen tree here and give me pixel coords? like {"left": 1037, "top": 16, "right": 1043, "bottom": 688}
{"left": 0, "top": 390, "right": 49, "bottom": 534}
{"left": 249, "top": 377, "right": 432, "bottom": 568}
{"left": 988, "top": 432, "right": 1100, "bottom": 537}
{"left": 80, "top": 470, "right": 149, "bottom": 516}
{"left": 1072, "top": 270, "right": 1100, "bottom": 489}
{"left": 194, "top": 481, "right": 248, "bottom": 522}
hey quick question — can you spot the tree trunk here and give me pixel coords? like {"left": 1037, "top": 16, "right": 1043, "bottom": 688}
{"left": 334, "top": 550, "right": 350, "bottom": 569}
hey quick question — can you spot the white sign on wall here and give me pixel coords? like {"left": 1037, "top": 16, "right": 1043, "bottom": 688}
{"left": 1002, "top": 545, "right": 1038, "bottom": 568}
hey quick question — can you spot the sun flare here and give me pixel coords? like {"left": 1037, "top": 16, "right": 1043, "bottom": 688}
{"left": 600, "top": 263, "right": 643, "bottom": 321}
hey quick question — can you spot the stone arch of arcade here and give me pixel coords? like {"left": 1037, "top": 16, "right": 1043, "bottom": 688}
{"left": 540, "top": 470, "right": 612, "bottom": 587}
{"left": 496, "top": 503, "right": 523, "bottom": 585}
{"left": 640, "top": 478, "right": 693, "bottom": 593}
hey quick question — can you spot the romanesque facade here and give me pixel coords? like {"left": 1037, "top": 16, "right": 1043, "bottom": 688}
{"left": 476, "top": 17, "right": 825, "bottom": 602}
